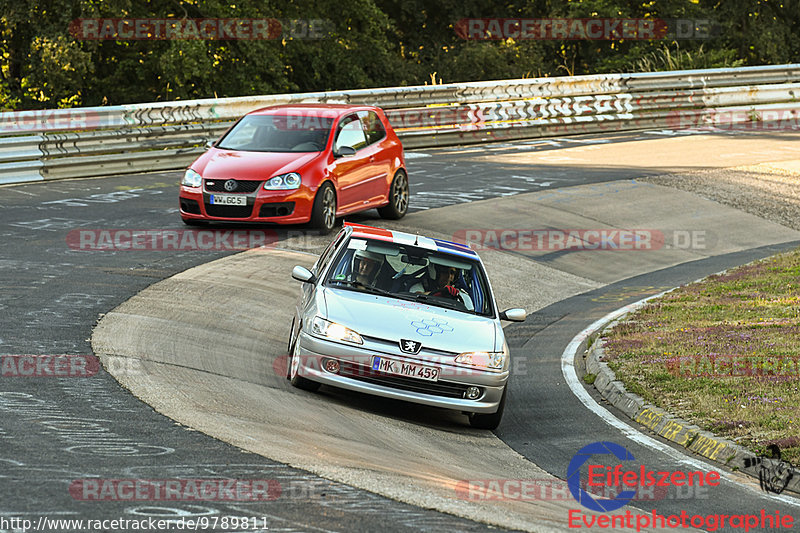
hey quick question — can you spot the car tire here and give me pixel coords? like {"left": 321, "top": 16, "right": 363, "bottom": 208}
{"left": 377, "top": 170, "right": 409, "bottom": 220}
{"left": 309, "top": 182, "right": 337, "bottom": 234}
{"left": 468, "top": 386, "right": 506, "bottom": 430}
{"left": 288, "top": 324, "right": 321, "bottom": 392}
{"left": 182, "top": 218, "right": 205, "bottom": 226}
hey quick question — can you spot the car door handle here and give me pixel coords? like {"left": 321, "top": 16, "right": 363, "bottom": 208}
{"left": 369, "top": 156, "right": 375, "bottom": 162}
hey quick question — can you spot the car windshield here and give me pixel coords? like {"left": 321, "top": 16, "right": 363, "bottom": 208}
{"left": 216, "top": 114, "right": 334, "bottom": 152}
{"left": 324, "top": 237, "right": 494, "bottom": 316}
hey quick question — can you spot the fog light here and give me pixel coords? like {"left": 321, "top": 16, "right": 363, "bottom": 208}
{"left": 465, "top": 386, "right": 481, "bottom": 400}
{"left": 323, "top": 358, "right": 340, "bottom": 374}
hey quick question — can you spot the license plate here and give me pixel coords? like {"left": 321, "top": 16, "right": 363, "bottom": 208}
{"left": 372, "top": 356, "right": 440, "bottom": 382}
{"left": 210, "top": 194, "right": 246, "bottom": 206}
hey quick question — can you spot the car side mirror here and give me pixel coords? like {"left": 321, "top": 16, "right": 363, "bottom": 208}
{"left": 291, "top": 265, "right": 316, "bottom": 284}
{"left": 205, "top": 140, "right": 216, "bottom": 149}
{"left": 499, "top": 308, "right": 526, "bottom": 322}
{"left": 333, "top": 145, "right": 356, "bottom": 158}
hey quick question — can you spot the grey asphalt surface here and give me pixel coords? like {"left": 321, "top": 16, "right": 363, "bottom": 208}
{"left": 404, "top": 130, "right": 717, "bottom": 211}
{"left": 1, "top": 127, "right": 799, "bottom": 531}
{"left": 0, "top": 173, "right": 498, "bottom": 532}
{"left": 498, "top": 242, "right": 800, "bottom": 531}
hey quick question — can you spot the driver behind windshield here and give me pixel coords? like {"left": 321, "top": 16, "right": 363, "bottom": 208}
{"left": 411, "top": 263, "right": 474, "bottom": 310}
{"left": 351, "top": 249, "right": 385, "bottom": 287}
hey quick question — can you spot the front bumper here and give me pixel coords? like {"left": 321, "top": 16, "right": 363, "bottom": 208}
{"left": 179, "top": 185, "right": 314, "bottom": 224}
{"left": 295, "top": 331, "right": 508, "bottom": 414}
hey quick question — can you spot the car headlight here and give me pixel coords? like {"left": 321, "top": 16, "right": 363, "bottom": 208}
{"left": 264, "top": 172, "right": 301, "bottom": 190}
{"left": 311, "top": 316, "right": 363, "bottom": 345}
{"left": 182, "top": 168, "right": 202, "bottom": 188}
{"left": 454, "top": 351, "right": 506, "bottom": 371}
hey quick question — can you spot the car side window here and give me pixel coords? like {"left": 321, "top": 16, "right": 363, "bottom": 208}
{"left": 334, "top": 115, "right": 367, "bottom": 152}
{"left": 358, "top": 111, "right": 386, "bottom": 146}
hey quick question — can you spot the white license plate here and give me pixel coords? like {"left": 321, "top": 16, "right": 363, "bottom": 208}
{"left": 210, "top": 194, "right": 246, "bottom": 206}
{"left": 372, "top": 356, "right": 440, "bottom": 382}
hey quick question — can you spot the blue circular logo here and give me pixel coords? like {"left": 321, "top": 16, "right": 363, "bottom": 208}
{"left": 567, "top": 441, "right": 636, "bottom": 512}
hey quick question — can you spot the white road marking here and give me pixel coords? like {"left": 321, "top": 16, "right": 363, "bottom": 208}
{"left": 560, "top": 291, "right": 800, "bottom": 509}
{"left": 491, "top": 186, "right": 528, "bottom": 192}
{"left": 520, "top": 140, "right": 562, "bottom": 147}
{"left": 8, "top": 217, "right": 95, "bottom": 231}
{"left": 2, "top": 188, "right": 37, "bottom": 196}
{"left": 510, "top": 175, "right": 565, "bottom": 185}
{"left": 549, "top": 138, "right": 611, "bottom": 144}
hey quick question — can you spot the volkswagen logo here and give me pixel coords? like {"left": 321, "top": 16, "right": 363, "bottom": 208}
{"left": 223, "top": 179, "right": 238, "bottom": 192}
{"left": 399, "top": 339, "right": 422, "bottom": 354}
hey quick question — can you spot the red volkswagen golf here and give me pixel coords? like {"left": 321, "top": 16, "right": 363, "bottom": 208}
{"left": 179, "top": 104, "right": 408, "bottom": 233}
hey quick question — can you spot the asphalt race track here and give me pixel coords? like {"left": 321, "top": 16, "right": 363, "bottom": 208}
{"left": 2, "top": 127, "right": 800, "bottom": 532}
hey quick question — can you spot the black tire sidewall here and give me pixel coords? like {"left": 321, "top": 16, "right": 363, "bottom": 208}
{"left": 469, "top": 385, "right": 507, "bottom": 429}
{"left": 378, "top": 170, "right": 408, "bottom": 219}
{"left": 310, "top": 182, "right": 336, "bottom": 233}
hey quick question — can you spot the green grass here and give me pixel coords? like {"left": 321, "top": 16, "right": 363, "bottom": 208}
{"left": 602, "top": 248, "right": 800, "bottom": 462}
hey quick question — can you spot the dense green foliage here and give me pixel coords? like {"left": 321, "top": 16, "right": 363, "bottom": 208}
{"left": 1, "top": 0, "right": 798, "bottom": 109}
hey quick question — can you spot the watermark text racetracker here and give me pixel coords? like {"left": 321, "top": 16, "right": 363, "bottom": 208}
{"left": 1, "top": 355, "right": 99, "bottom": 377}
{"left": 273, "top": 353, "right": 529, "bottom": 378}
{"left": 69, "top": 18, "right": 333, "bottom": 40}
{"left": 69, "top": 477, "right": 329, "bottom": 503}
{"left": 0, "top": 108, "right": 101, "bottom": 133}
{"left": 456, "top": 478, "right": 708, "bottom": 502}
{"left": 668, "top": 107, "right": 800, "bottom": 132}
{"left": 455, "top": 18, "right": 717, "bottom": 40}
{"left": 667, "top": 354, "right": 800, "bottom": 379}
{"left": 67, "top": 229, "right": 279, "bottom": 251}
{"left": 70, "top": 478, "right": 281, "bottom": 501}
{"left": 0, "top": 516, "right": 278, "bottom": 532}
{"left": 454, "top": 229, "right": 711, "bottom": 252}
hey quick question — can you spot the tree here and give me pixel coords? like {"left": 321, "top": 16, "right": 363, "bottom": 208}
{"left": 1, "top": 0, "right": 797, "bottom": 110}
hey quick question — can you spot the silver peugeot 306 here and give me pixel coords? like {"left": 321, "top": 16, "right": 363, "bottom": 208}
{"left": 287, "top": 222, "right": 526, "bottom": 429}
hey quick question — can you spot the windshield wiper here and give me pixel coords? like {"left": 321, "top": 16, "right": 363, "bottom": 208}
{"left": 406, "top": 292, "right": 463, "bottom": 311}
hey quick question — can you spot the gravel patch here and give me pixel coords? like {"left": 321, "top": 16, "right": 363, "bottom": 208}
{"left": 641, "top": 161, "right": 800, "bottom": 231}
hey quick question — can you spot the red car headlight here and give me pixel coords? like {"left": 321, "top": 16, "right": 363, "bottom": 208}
{"left": 264, "top": 172, "right": 301, "bottom": 190}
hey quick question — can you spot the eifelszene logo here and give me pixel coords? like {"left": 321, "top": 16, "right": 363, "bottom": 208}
{"left": 566, "top": 441, "right": 795, "bottom": 531}
{"left": 567, "top": 441, "right": 721, "bottom": 512}
{"left": 568, "top": 441, "right": 637, "bottom": 512}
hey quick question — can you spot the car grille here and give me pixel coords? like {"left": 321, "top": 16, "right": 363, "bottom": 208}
{"left": 337, "top": 361, "right": 471, "bottom": 399}
{"left": 180, "top": 198, "right": 201, "bottom": 214}
{"left": 361, "top": 335, "right": 459, "bottom": 357}
{"left": 204, "top": 179, "right": 261, "bottom": 193}
{"left": 204, "top": 204, "right": 254, "bottom": 218}
{"left": 258, "top": 202, "right": 295, "bottom": 217}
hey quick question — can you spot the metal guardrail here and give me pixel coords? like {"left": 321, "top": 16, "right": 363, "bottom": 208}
{"left": 1, "top": 64, "right": 798, "bottom": 184}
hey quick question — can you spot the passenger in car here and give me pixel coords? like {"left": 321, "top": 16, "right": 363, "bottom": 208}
{"left": 410, "top": 264, "right": 474, "bottom": 310}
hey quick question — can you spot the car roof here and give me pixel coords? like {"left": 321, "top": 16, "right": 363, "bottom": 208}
{"left": 343, "top": 223, "right": 479, "bottom": 260}
{"left": 248, "top": 104, "right": 380, "bottom": 117}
